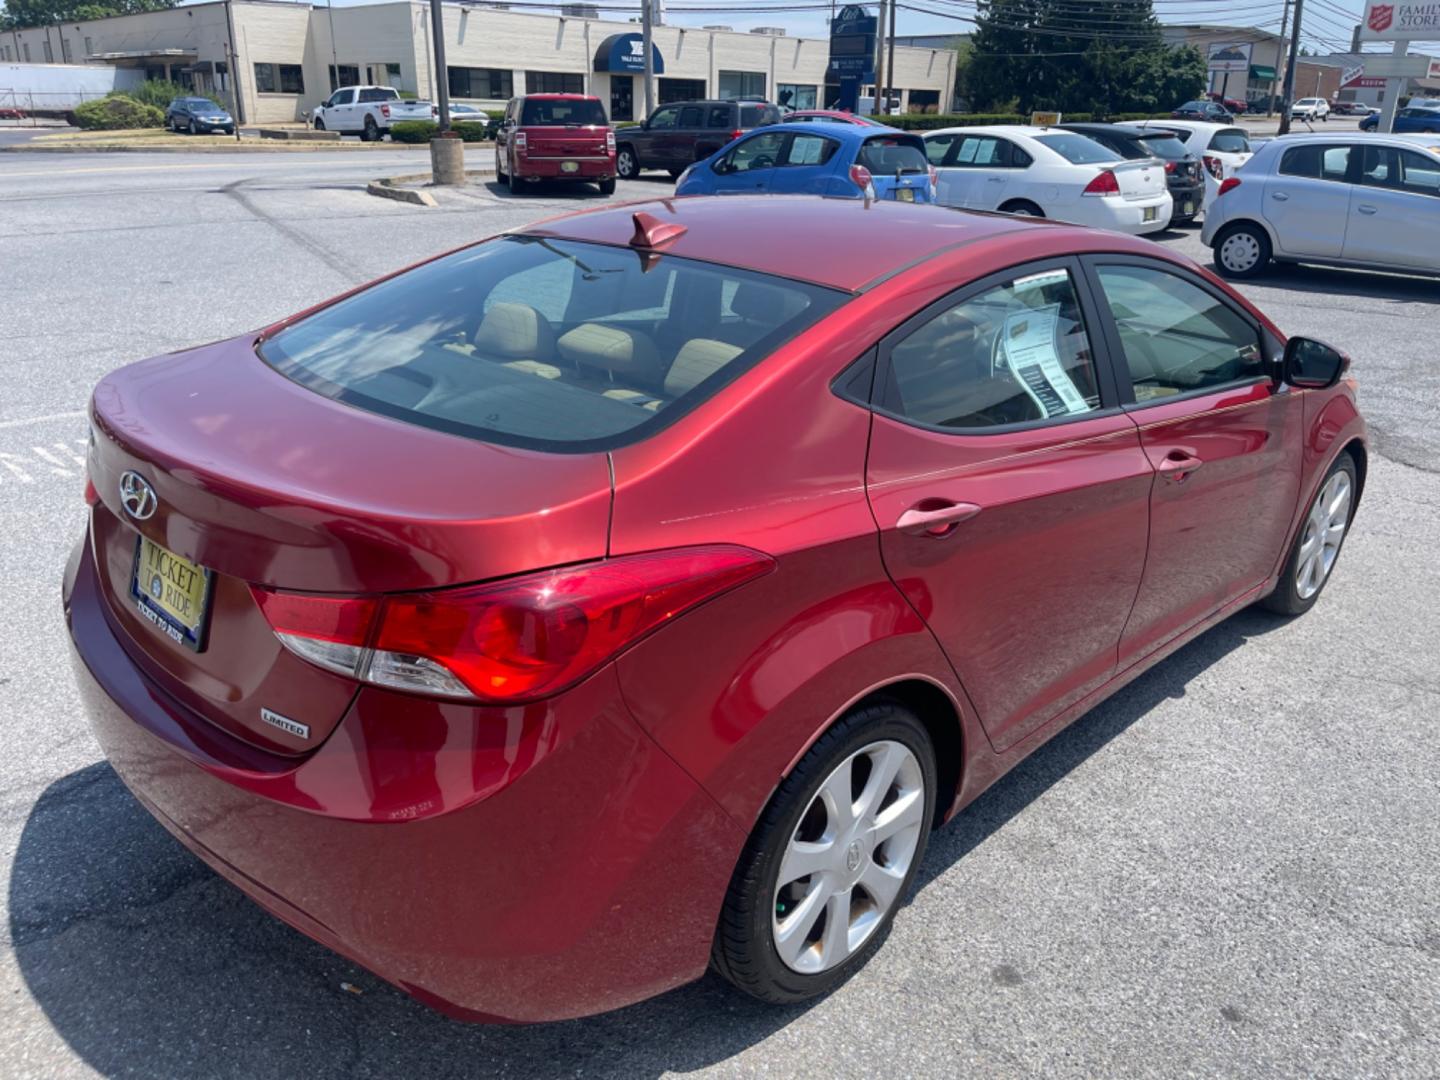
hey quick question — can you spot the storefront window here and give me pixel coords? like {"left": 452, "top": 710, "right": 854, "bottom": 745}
{"left": 449, "top": 67, "right": 513, "bottom": 100}
{"left": 525, "top": 71, "right": 585, "bottom": 94}
{"left": 776, "top": 83, "right": 817, "bottom": 110}
{"left": 718, "top": 71, "right": 766, "bottom": 100}
{"left": 328, "top": 65, "right": 360, "bottom": 91}
{"left": 254, "top": 63, "right": 305, "bottom": 94}
{"left": 658, "top": 78, "right": 705, "bottom": 104}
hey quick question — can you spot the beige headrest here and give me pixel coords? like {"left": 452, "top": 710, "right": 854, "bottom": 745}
{"left": 474, "top": 302, "right": 556, "bottom": 359}
{"left": 665, "top": 338, "right": 743, "bottom": 397}
{"left": 558, "top": 323, "right": 663, "bottom": 388}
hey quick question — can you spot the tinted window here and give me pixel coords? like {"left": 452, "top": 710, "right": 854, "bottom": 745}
{"left": 1278, "top": 144, "right": 1351, "bottom": 181}
{"left": 882, "top": 267, "right": 1101, "bottom": 430}
{"left": 649, "top": 106, "right": 679, "bottom": 129}
{"left": 260, "top": 237, "right": 845, "bottom": 451}
{"left": 1035, "top": 133, "right": 1122, "bottom": 164}
{"left": 1359, "top": 145, "right": 1440, "bottom": 196}
{"left": 1136, "top": 134, "right": 1188, "bottom": 160}
{"left": 783, "top": 134, "right": 838, "bottom": 166}
{"left": 1096, "top": 265, "right": 1262, "bottom": 400}
{"left": 705, "top": 104, "right": 732, "bottom": 128}
{"left": 678, "top": 105, "right": 703, "bottom": 127}
{"left": 1179, "top": 102, "right": 1207, "bottom": 111}
{"left": 740, "top": 104, "right": 777, "bottom": 127}
{"left": 521, "top": 98, "right": 607, "bottom": 125}
{"left": 1208, "top": 128, "right": 1251, "bottom": 153}
{"left": 359, "top": 88, "right": 398, "bottom": 104}
{"left": 858, "top": 136, "right": 928, "bottom": 174}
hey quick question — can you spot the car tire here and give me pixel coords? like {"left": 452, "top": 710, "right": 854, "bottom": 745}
{"left": 313, "top": 116, "right": 325, "bottom": 132}
{"left": 999, "top": 199, "right": 1045, "bottom": 218}
{"left": 363, "top": 116, "right": 379, "bottom": 143}
{"left": 508, "top": 167, "right": 524, "bottom": 195}
{"left": 616, "top": 146, "right": 639, "bottom": 180}
{"left": 495, "top": 151, "right": 507, "bottom": 181}
{"left": 711, "top": 700, "right": 937, "bottom": 1005}
{"left": 597, "top": 177, "right": 617, "bottom": 195}
{"left": 188, "top": 120, "right": 197, "bottom": 135}
{"left": 1212, "top": 222, "right": 1272, "bottom": 279}
{"left": 1263, "top": 453, "right": 1357, "bottom": 616}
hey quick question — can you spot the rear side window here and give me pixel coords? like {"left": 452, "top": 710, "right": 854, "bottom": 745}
{"left": 259, "top": 237, "right": 846, "bottom": 452}
{"left": 359, "top": 88, "right": 398, "bottom": 103}
{"left": 740, "top": 104, "right": 777, "bottom": 127}
{"left": 858, "top": 136, "right": 928, "bottom": 175}
{"left": 1279, "top": 144, "right": 1351, "bottom": 181}
{"left": 783, "top": 134, "right": 838, "bottom": 166}
{"left": 521, "top": 98, "right": 607, "bottom": 126}
{"left": 705, "top": 104, "right": 732, "bottom": 128}
{"left": 881, "top": 267, "right": 1102, "bottom": 430}
{"left": 679, "top": 105, "right": 703, "bottom": 127}
{"left": 1136, "top": 135, "right": 1188, "bottom": 160}
{"left": 1208, "top": 128, "right": 1251, "bottom": 153}
{"left": 1034, "top": 133, "right": 1121, "bottom": 164}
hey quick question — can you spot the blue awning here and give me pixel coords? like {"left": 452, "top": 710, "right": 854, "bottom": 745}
{"left": 593, "top": 34, "right": 665, "bottom": 75}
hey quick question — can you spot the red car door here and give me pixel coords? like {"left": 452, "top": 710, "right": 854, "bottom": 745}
{"left": 863, "top": 259, "right": 1153, "bottom": 752}
{"left": 1082, "top": 256, "right": 1304, "bottom": 668}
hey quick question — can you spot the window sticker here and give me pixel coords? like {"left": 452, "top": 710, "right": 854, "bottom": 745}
{"left": 993, "top": 304, "right": 1090, "bottom": 417}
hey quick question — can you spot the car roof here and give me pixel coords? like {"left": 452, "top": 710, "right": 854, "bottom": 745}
{"left": 518, "top": 196, "right": 1068, "bottom": 292}
{"left": 521, "top": 93, "right": 601, "bottom": 101}
{"left": 922, "top": 124, "right": 1047, "bottom": 139}
{"left": 757, "top": 121, "right": 919, "bottom": 143}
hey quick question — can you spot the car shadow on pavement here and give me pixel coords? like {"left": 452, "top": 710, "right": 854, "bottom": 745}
{"left": 1227, "top": 261, "right": 1440, "bottom": 306}
{"left": 10, "top": 608, "right": 1285, "bottom": 1079}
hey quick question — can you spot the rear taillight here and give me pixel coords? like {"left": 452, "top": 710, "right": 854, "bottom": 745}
{"left": 1164, "top": 161, "right": 1176, "bottom": 174}
{"left": 606, "top": 128, "right": 616, "bottom": 153}
{"left": 1217, "top": 177, "right": 1242, "bottom": 197}
{"left": 251, "top": 546, "right": 773, "bottom": 703}
{"left": 1083, "top": 169, "right": 1120, "bottom": 196}
{"left": 515, "top": 131, "right": 527, "bottom": 154}
{"left": 1203, "top": 154, "right": 1224, "bottom": 180}
{"left": 731, "top": 128, "right": 744, "bottom": 142}
{"left": 381, "top": 103, "right": 390, "bottom": 119}
{"left": 849, "top": 163, "right": 873, "bottom": 192}
{"left": 928, "top": 164, "right": 938, "bottom": 187}
{"left": 84, "top": 474, "right": 98, "bottom": 506}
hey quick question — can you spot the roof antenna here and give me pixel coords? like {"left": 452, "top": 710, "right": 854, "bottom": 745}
{"left": 630, "top": 211, "right": 687, "bottom": 250}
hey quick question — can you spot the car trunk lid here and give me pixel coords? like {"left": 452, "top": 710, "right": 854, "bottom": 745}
{"left": 521, "top": 126, "right": 610, "bottom": 158}
{"left": 87, "top": 336, "right": 613, "bottom": 755}
{"left": 1109, "top": 159, "right": 1167, "bottom": 201}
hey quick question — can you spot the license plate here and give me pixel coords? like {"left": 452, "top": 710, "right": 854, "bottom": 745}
{"left": 1182, "top": 200, "right": 1194, "bottom": 215}
{"left": 1143, "top": 206, "right": 1158, "bottom": 222}
{"left": 561, "top": 161, "right": 579, "bottom": 173}
{"left": 896, "top": 187, "right": 915, "bottom": 202}
{"left": 131, "top": 534, "right": 211, "bottom": 650}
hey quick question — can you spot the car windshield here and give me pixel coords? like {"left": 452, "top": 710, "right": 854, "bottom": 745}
{"left": 183, "top": 99, "right": 219, "bottom": 110}
{"left": 857, "top": 136, "right": 928, "bottom": 174}
{"left": 1034, "top": 133, "right": 1122, "bottom": 164}
{"left": 1179, "top": 101, "right": 1207, "bottom": 110}
{"left": 521, "top": 99, "right": 607, "bottom": 126}
{"left": 1298, "top": 99, "right": 1323, "bottom": 106}
{"left": 1209, "top": 128, "right": 1251, "bottom": 153}
{"left": 1137, "top": 134, "right": 1188, "bottom": 160}
{"left": 259, "top": 236, "right": 847, "bottom": 451}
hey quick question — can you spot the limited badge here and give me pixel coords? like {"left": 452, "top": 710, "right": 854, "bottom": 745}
{"left": 260, "top": 708, "right": 310, "bottom": 740}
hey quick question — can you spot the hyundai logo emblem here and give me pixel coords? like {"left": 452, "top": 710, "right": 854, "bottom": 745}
{"left": 118, "top": 471, "right": 158, "bottom": 521}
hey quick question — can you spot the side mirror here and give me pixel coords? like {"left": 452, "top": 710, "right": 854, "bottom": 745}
{"left": 1282, "top": 336, "right": 1348, "bottom": 389}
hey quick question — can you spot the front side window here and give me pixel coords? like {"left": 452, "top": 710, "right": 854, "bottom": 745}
{"left": 648, "top": 106, "right": 679, "bottom": 129}
{"left": 1096, "top": 264, "right": 1262, "bottom": 401}
{"left": 1278, "top": 144, "right": 1351, "bottom": 181}
{"left": 1358, "top": 145, "right": 1440, "bottom": 196}
{"left": 719, "top": 131, "right": 785, "bottom": 172}
{"left": 881, "top": 267, "right": 1102, "bottom": 430}
{"left": 258, "top": 237, "right": 845, "bottom": 451}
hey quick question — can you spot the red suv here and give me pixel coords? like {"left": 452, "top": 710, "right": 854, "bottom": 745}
{"left": 495, "top": 93, "right": 616, "bottom": 195}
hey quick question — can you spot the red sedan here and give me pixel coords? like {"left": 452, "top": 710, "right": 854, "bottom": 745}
{"left": 65, "top": 196, "right": 1365, "bottom": 1022}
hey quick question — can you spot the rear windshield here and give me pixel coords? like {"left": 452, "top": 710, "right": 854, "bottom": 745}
{"left": 1137, "top": 134, "right": 1188, "bottom": 160}
{"left": 1034, "top": 133, "right": 1122, "bottom": 164}
{"left": 259, "top": 237, "right": 846, "bottom": 452}
{"left": 521, "top": 98, "right": 608, "bottom": 126}
{"left": 360, "top": 88, "right": 400, "bottom": 103}
{"left": 740, "top": 104, "right": 779, "bottom": 127}
{"left": 1208, "top": 128, "right": 1251, "bottom": 153}
{"left": 858, "top": 136, "right": 928, "bottom": 174}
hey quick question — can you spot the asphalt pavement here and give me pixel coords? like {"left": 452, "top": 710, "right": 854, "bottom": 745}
{"left": 1, "top": 148, "right": 1437, "bottom": 1079}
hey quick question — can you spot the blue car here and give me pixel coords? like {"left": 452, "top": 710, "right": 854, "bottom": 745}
{"left": 675, "top": 121, "right": 936, "bottom": 202}
{"left": 1360, "top": 106, "right": 1440, "bottom": 133}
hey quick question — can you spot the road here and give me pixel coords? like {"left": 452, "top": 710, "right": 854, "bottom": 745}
{"left": 2, "top": 149, "right": 1437, "bottom": 1079}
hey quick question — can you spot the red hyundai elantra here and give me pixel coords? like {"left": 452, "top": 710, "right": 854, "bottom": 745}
{"left": 65, "top": 196, "right": 1365, "bottom": 1023}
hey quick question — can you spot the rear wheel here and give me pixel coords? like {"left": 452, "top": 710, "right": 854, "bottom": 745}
{"left": 313, "top": 116, "right": 325, "bottom": 132}
{"left": 616, "top": 146, "right": 639, "bottom": 180}
{"left": 1213, "top": 222, "right": 1272, "bottom": 279}
{"left": 712, "top": 701, "right": 936, "bottom": 1004}
{"left": 188, "top": 120, "right": 197, "bottom": 135}
{"left": 1263, "top": 453, "right": 1357, "bottom": 615}
{"left": 597, "top": 177, "right": 616, "bottom": 196}
{"left": 508, "top": 167, "right": 525, "bottom": 195}
{"left": 363, "top": 116, "right": 379, "bottom": 143}
{"left": 999, "top": 199, "right": 1044, "bottom": 217}
{"left": 495, "top": 150, "right": 507, "bottom": 181}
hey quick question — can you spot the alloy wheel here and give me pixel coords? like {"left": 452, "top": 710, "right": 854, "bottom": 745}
{"left": 1220, "top": 231, "right": 1261, "bottom": 274}
{"left": 617, "top": 149, "right": 636, "bottom": 179}
{"left": 772, "top": 740, "right": 925, "bottom": 975}
{"left": 1296, "top": 470, "right": 1352, "bottom": 600}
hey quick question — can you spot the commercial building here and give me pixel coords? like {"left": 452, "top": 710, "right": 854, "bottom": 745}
{"left": 2, "top": 1, "right": 957, "bottom": 124}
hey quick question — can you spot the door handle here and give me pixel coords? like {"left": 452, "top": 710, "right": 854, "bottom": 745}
{"left": 896, "top": 501, "right": 982, "bottom": 537}
{"left": 1157, "top": 449, "right": 1204, "bottom": 482}
{"left": 1357, "top": 204, "right": 1378, "bottom": 215}
{"left": 1270, "top": 191, "right": 1289, "bottom": 201}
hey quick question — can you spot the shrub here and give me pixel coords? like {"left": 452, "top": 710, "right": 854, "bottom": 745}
{"left": 110, "top": 80, "right": 227, "bottom": 112}
{"left": 75, "top": 95, "right": 166, "bottom": 131}
{"left": 388, "top": 120, "right": 488, "bottom": 143}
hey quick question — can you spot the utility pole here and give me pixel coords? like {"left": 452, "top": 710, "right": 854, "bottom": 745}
{"left": 886, "top": 0, "right": 896, "bottom": 116}
{"left": 428, "top": 0, "right": 463, "bottom": 184}
{"left": 872, "top": 0, "right": 886, "bottom": 117}
{"left": 642, "top": 0, "right": 655, "bottom": 118}
{"left": 325, "top": 0, "right": 340, "bottom": 94}
{"left": 1277, "top": 0, "right": 1304, "bottom": 135}
{"left": 1268, "top": 0, "right": 1290, "bottom": 118}
{"left": 429, "top": 0, "right": 450, "bottom": 132}
{"left": 223, "top": 41, "right": 241, "bottom": 142}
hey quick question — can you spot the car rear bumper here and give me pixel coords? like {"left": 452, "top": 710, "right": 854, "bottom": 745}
{"left": 514, "top": 156, "right": 615, "bottom": 181}
{"left": 63, "top": 530, "right": 744, "bottom": 1023}
{"left": 1072, "top": 193, "right": 1174, "bottom": 235}
{"left": 1167, "top": 181, "right": 1204, "bottom": 220}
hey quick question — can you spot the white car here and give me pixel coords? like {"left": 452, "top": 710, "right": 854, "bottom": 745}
{"left": 1121, "top": 120, "right": 1253, "bottom": 213}
{"left": 1201, "top": 132, "right": 1440, "bottom": 279}
{"left": 922, "top": 125, "right": 1173, "bottom": 234}
{"left": 1291, "top": 97, "right": 1331, "bottom": 122}
{"left": 311, "top": 85, "right": 436, "bottom": 141}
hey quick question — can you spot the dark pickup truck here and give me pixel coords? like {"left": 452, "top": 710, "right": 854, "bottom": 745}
{"left": 615, "top": 100, "right": 783, "bottom": 180}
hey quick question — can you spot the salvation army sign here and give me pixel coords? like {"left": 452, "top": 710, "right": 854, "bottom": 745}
{"left": 1360, "top": 1, "right": 1440, "bottom": 40}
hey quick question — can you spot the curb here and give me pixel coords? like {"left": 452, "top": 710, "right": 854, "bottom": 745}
{"left": 366, "top": 168, "right": 498, "bottom": 207}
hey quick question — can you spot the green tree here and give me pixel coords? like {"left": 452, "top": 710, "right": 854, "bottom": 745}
{"left": 969, "top": 0, "right": 1202, "bottom": 116}
{"left": 1, "top": 0, "right": 179, "bottom": 32}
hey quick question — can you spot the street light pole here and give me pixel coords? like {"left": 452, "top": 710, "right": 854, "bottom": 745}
{"left": 1268, "top": 0, "right": 1291, "bottom": 118}
{"left": 872, "top": 0, "right": 886, "bottom": 117}
{"left": 1277, "top": 0, "right": 1304, "bottom": 135}
{"left": 429, "top": 0, "right": 451, "bottom": 132}
{"left": 642, "top": 0, "right": 655, "bottom": 118}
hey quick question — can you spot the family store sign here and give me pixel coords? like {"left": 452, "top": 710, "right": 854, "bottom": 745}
{"left": 1360, "top": 1, "right": 1440, "bottom": 39}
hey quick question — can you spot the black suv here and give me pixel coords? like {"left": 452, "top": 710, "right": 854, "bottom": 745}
{"left": 615, "top": 100, "right": 782, "bottom": 180}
